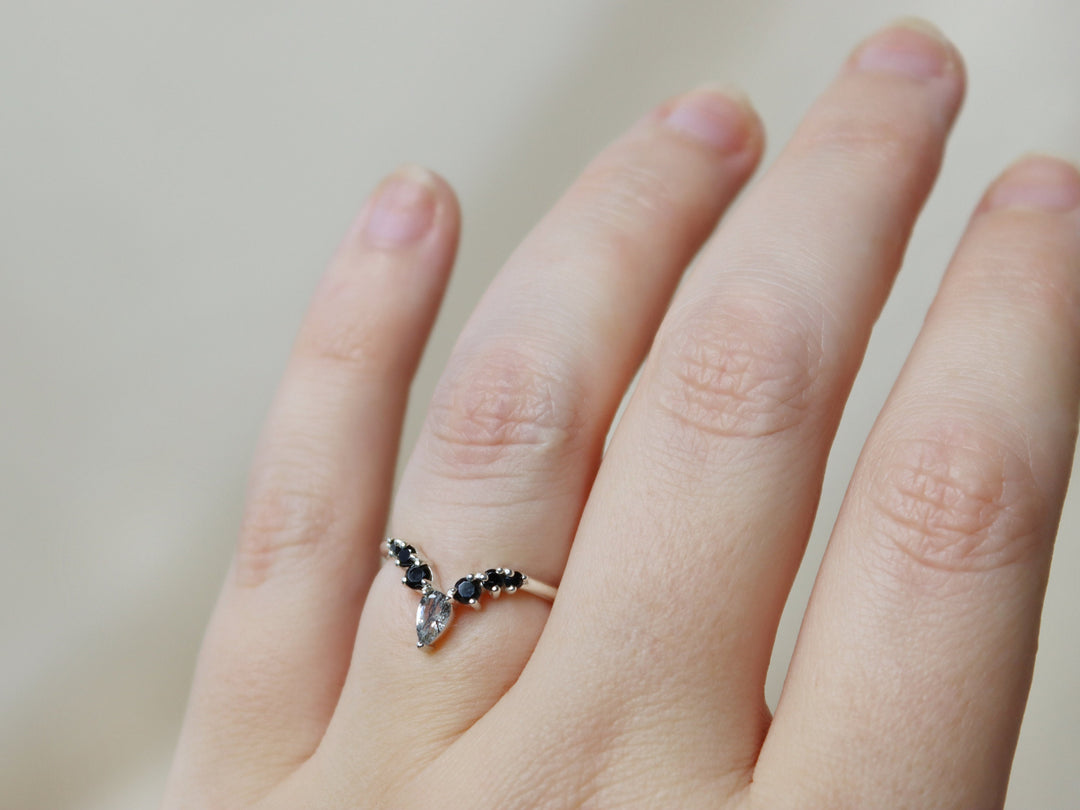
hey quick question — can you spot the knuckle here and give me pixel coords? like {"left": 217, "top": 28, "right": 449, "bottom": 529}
{"left": 294, "top": 300, "right": 387, "bottom": 374}
{"left": 795, "top": 105, "right": 938, "bottom": 168}
{"left": 582, "top": 158, "right": 680, "bottom": 226}
{"left": 965, "top": 215, "right": 1080, "bottom": 334}
{"left": 236, "top": 463, "right": 341, "bottom": 587}
{"left": 299, "top": 323, "right": 381, "bottom": 372}
{"left": 649, "top": 294, "right": 823, "bottom": 451}
{"left": 863, "top": 423, "right": 1048, "bottom": 580}
{"left": 295, "top": 267, "right": 414, "bottom": 376}
{"left": 571, "top": 160, "right": 682, "bottom": 256}
{"left": 424, "top": 346, "right": 586, "bottom": 475}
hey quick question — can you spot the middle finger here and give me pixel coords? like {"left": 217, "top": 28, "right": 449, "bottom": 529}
{"left": 510, "top": 19, "right": 966, "bottom": 803}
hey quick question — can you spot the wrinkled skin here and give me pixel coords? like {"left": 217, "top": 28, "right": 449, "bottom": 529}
{"left": 163, "top": 19, "right": 1080, "bottom": 810}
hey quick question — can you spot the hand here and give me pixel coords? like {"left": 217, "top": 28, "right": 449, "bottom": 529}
{"left": 162, "top": 19, "right": 1080, "bottom": 809}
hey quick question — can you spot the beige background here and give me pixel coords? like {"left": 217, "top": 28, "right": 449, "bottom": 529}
{"left": 2, "top": 1, "right": 1078, "bottom": 808}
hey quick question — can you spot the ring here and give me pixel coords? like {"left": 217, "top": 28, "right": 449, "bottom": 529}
{"left": 385, "top": 537, "right": 557, "bottom": 649}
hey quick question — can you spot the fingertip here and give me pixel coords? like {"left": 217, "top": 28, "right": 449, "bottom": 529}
{"left": 850, "top": 18, "right": 960, "bottom": 81}
{"left": 846, "top": 18, "right": 966, "bottom": 127}
{"left": 402, "top": 164, "right": 462, "bottom": 231}
{"left": 652, "top": 84, "right": 765, "bottom": 159}
{"left": 353, "top": 164, "right": 461, "bottom": 251}
{"left": 979, "top": 153, "right": 1080, "bottom": 214}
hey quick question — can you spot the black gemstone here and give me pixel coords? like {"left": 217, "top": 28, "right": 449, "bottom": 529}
{"left": 504, "top": 570, "right": 524, "bottom": 589}
{"left": 404, "top": 564, "right": 431, "bottom": 589}
{"left": 453, "top": 577, "right": 480, "bottom": 603}
{"left": 483, "top": 569, "right": 504, "bottom": 591}
{"left": 395, "top": 545, "right": 416, "bottom": 567}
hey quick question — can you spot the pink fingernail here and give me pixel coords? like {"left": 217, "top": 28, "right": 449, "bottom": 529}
{"left": 364, "top": 166, "right": 437, "bottom": 248}
{"left": 660, "top": 86, "right": 756, "bottom": 153}
{"left": 982, "top": 155, "right": 1080, "bottom": 213}
{"left": 853, "top": 18, "right": 955, "bottom": 80}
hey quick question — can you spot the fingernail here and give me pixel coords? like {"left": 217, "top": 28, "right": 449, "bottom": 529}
{"left": 982, "top": 154, "right": 1080, "bottom": 213}
{"left": 660, "top": 85, "right": 757, "bottom": 153}
{"left": 364, "top": 165, "right": 438, "bottom": 247}
{"left": 853, "top": 18, "right": 955, "bottom": 80}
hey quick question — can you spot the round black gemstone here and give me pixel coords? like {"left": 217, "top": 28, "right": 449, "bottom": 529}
{"left": 404, "top": 564, "right": 431, "bottom": 589}
{"left": 504, "top": 570, "right": 524, "bottom": 589}
{"left": 453, "top": 577, "right": 481, "bottom": 603}
{"left": 395, "top": 545, "right": 416, "bottom": 567}
{"left": 483, "top": 569, "right": 504, "bottom": 590}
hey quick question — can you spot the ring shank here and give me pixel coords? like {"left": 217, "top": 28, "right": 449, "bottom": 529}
{"left": 521, "top": 576, "right": 557, "bottom": 602}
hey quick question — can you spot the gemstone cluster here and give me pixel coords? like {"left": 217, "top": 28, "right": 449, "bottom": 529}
{"left": 452, "top": 568, "right": 526, "bottom": 606}
{"left": 388, "top": 538, "right": 433, "bottom": 591}
{"left": 385, "top": 538, "right": 530, "bottom": 648}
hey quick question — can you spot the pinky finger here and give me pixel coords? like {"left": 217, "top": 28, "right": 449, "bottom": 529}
{"left": 165, "top": 167, "right": 459, "bottom": 803}
{"left": 755, "top": 156, "right": 1080, "bottom": 809}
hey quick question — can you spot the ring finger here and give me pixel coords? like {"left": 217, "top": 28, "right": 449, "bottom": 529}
{"left": 323, "top": 84, "right": 765, "bottom": 763}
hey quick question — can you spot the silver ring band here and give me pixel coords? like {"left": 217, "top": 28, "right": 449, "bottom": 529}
{"left": 385, "top": 537, "right": 557, "bottom": 649}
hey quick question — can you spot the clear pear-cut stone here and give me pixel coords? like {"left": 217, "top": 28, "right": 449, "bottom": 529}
{"left": 416, "top": 590, "right": 453, "bottom": 647}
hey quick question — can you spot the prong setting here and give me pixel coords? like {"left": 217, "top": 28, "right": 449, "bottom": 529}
{"left": 385, "top": 538, "right": 554, "bottom": 649}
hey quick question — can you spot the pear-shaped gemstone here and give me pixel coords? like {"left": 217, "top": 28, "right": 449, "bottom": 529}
{"left": 416, "top": 590, "right": 453, "bottom": 647}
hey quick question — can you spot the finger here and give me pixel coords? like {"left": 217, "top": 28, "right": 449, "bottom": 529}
{"left": 754, "top": 157, "right": 1080, "bottom": 809}
{"left": 324, "top": 86, "right": 764, "bottom": 763}
{"left": 165, "top": 167, "right": 459, "bottom": 800}
{"left": 495, "top": 20, "right": 966, "bottom": 802}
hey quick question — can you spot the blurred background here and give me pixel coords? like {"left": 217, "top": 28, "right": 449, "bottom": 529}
{"left": 2, "top": 1, "right": 1078, "bottom": 807}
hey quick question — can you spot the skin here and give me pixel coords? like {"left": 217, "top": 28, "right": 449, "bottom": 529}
{"left": 162, "top": 19, "right": 1080, "bottom": 810}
